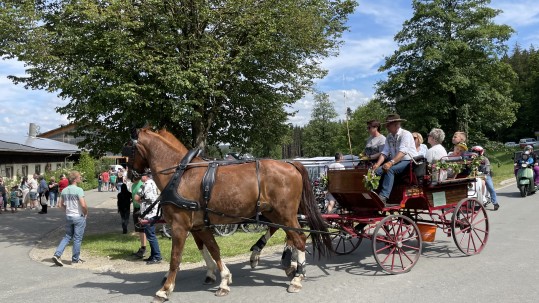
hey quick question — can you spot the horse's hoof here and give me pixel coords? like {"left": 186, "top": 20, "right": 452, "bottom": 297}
{"left": 287, "top": 284, "right": 302, "bottom": 293}
{"left": 203, "top": 276, "right": 216, "bottom": 285}
{"left": 151, "top": 295, "right": 168, "bottom": 303}
{"left": 250, "top": 258, "right": 259, "bottom": 269}
{"left": 250, "top": 253, "right": 260, "bottom": 268}
{"left": 215, "top": 288, "right": 230, "bottom": 297}
{"left": 285, "top": 266, "right": 296, "bottom": 279}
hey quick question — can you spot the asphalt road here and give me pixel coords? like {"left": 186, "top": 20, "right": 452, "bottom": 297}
{"left": 1, "top": 183, "right": 538, "bottom": 303}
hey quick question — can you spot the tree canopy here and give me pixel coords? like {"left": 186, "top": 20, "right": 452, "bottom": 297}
{"left": 301, "top": 92, "right": 339, "bottom": 157}
{"left": 0, "top": 0, "right": 356, "bottom": 156}
{"left": 375, "top": 0, "right": 518, "bottom": 143}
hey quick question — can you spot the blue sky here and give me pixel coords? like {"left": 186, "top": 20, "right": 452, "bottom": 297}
{"left": 1, "top": 0, "right": 539, "bottom": 137}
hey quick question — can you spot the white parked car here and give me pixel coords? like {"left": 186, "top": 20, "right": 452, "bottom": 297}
{"left": 519, "top": 138, "right": 539, "bottom": 149}
{"left": 504, "top": 142, "right": 517, "bottom": 147}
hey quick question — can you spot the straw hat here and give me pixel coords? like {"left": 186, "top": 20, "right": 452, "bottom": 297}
{"left": 456, "top": 142, "right": 468, "bottom": 151}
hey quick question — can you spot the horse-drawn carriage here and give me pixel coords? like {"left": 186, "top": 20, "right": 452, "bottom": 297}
{"left": 126, "top": 127, "right": 489, "bottom": 302}
{"left": 323, "top": 157, "right": 489, "bottom": 274}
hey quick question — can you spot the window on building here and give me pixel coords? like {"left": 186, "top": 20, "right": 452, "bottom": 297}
{"left": 35, "top": 164, "right": 41, "bottom": 175}
{"left": 22, "top": 165, "right": 28, "bottom": 177}
{"left": 5, "top": 166, "right": 14, "bottom": 178}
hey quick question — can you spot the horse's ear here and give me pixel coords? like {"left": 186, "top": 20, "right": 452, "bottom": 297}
{"left": 130, "top": 127, "right": 139, "bottom": 140}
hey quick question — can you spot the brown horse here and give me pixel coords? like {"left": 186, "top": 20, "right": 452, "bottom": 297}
{"left": 129, "top": 128, "right": 332, "bottom": 302}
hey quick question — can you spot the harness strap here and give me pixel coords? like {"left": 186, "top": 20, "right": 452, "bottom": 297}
{"left": 202, "top": 162, "right": 219, "bottom": 225}
{"left": 255, "top": 160, "right": 261, "bottom": 223}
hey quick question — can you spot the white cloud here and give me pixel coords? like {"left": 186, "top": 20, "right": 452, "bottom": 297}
{"left": 287, "top": 89, "right": 372, "bottom": 126}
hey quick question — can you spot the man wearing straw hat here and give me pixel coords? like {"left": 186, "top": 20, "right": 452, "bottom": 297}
{"left": 372, "top": 114, "right": 418, "bottom": 204}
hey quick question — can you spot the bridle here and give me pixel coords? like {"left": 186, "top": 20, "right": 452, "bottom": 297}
{"left": 122, "top": 138, "right": 144, "bottom": 180}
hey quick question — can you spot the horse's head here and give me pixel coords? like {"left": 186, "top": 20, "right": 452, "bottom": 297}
{"left": 122, "top": 127, "right": 150, "bottom": 181}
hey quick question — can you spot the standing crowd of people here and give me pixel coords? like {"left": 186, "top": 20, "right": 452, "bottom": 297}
{"left": 0, "top": 173, "right": 69, "bottom": 214}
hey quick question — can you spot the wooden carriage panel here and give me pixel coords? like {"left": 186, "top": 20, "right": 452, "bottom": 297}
{"left": 424, "top": 181, "right": 469, "bottom": 207}
{"left": 328, "top": 169, "right": 383, "bottom": 211}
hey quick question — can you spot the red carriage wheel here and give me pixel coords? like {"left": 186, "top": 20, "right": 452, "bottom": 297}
{"left": 451, "top": 198, "right": 489, "bottom": 255}
{"left": 371, "top": 214, "right": 422, "bottom": 274}
{"left": 330, "top": 223, "right": 363, "bottom": 255}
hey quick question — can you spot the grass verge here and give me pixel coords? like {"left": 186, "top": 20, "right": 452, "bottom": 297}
{"left": 83, "top": 228, "right": 287, "bottom": 264}
{"left": 488, "top": 147, "right": 519, "bottom": 187}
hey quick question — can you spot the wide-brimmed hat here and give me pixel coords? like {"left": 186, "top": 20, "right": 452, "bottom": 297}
{"left": 383, "top": 113, "right": 407, "bottom": 124}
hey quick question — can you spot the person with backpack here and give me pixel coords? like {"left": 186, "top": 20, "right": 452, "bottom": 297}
{"left": 38, "top": 175, "right": 49, "bottom": 214}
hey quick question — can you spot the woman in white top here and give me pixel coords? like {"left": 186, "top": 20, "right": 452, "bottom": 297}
{"left": 363, "top": 119, "right": 386, "bottom": 160}
{"left": 425, "top": 128, "right": 448, "bottom": 163}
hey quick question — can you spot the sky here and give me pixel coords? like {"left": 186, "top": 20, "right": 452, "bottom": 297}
{"left": 1, "top": 0, "right": 539, "bottom": 137}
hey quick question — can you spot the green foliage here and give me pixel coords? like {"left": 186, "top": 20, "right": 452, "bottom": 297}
{"left": 376, "top": 0, "right": 518, "bottom": 141}
{"left": 363, "top": 169, "right": 380, "bottom": 191}
{"left": 499, "top": 44, "right": 539, "bottom": 141}
{"left": 348, "top": 99, "right": 390, "bottom": 154}
{"left": 302, "top": 92, "right": 340, "bottom": 156}
{"left": 0, "top": 0, "right": 357, "bottom": 157}
{"left": 73, "top": 151, "right": 98, "bottom": 191}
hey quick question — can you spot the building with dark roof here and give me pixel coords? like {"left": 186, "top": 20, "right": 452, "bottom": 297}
{"left": 0, "top": 124, "right": 80, "bottom": 179}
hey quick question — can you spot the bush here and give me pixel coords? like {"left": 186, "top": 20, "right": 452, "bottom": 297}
{"left": 73, "top": 151, "right": 98, "bottom": 191}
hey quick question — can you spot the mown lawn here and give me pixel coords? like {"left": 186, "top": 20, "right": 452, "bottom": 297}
{"left": 487, "top": 146, "right": 519, "bottom": 187}
{"left": 83, "top": 228, "right": 287, "bottom": 264}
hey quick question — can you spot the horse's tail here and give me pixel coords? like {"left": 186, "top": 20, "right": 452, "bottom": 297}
{"left": 291, "top": 161, "right": 333, "bottom": 258}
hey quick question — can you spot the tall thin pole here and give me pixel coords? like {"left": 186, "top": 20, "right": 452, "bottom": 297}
{"left": 344, "top": 89, "right": 353, "bottom": 158}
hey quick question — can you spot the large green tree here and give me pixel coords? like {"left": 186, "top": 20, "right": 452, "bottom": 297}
{"left": 302, "top": 92, "right": 339, "bottom": 157}
{"left": 0, "top": 0, "right": 356, "bottom": 156}
{"left": 501, "top": 45, "right": 539, "bottom": 142}
{"left": 376, "top": 0, "right": 518, "bottom": 142}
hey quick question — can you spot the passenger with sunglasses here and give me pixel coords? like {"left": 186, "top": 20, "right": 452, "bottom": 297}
{"left": 363, "top": 119, "right": 386, "bottom": 161}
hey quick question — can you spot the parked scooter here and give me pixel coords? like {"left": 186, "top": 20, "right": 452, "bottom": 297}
{"left": 515, "top": 151, "right": 538, "bottom": 197}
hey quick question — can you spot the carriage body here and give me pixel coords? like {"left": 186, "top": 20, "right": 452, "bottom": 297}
{"left": 324, "top": 158, "right": 489, "bottom": 274}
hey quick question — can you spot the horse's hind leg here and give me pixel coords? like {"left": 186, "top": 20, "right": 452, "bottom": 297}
{"left": 250, "top": 227, "right": 278, "bottom": 268}
{"left": 283, "top": 231, "right": 307, "bottom": 293}
{"left": 192, "top": 232, "right": 217, "bottom": 284}
{"left": 196, "top": 229, "right": 232, "bottom": 296}
{"left": 287, "top": 248, "right": 306, "bottom": 293}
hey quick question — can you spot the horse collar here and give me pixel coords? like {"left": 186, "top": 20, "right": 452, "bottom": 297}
{"left": 159, "top": 148, "right": 201, "bottom": 210}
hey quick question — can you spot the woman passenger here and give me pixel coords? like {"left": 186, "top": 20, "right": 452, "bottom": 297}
{"left": 412, "top": 132, "right": 428, "bottom": 157}
{"left": 425, "top": 128, "right": 447, "bottom": 163}
{"left": 363, "top": 119, "right": 386, "bottom": 160}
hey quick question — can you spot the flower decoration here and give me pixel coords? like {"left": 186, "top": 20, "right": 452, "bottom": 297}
{"left": 363, "top": 168, "right": 380, "bottom": 191}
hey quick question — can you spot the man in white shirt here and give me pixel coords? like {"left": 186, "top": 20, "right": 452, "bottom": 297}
{"left": 372, "top": 114, "right": 418, "bottom": 204}
{"left": 136, "top": 169, "right": 162, "bottom": 265}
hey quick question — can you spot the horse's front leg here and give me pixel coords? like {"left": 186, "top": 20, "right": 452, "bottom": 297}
{"left": 153, "top": 229, "right": 188, "bottom": 303}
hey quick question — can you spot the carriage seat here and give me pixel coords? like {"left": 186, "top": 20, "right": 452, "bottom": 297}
{"left": 398, "top": 156, "right": 426, "bottom": 185}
